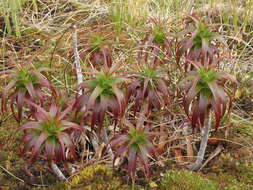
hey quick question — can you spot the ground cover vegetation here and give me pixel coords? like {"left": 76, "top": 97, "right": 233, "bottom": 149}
{"left": 0, "top": 0, "right": 253, "bottom": 189}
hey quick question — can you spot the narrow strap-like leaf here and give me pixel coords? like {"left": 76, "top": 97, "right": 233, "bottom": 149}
{"left": 1, "top": 80, "right": 16, "bottom": 112}
{"left": 17, "top": 90, "right": 26, "bottom": 121}
{"left": 198, "top": 95, "right": 209, "bottom": 126}
{"left": 49, "top": 103, "right": 58, "bottom": 118}
{"left": 45, "top": 140, "right": 55, "bottom": 162}
{"left": 128, "top": 149, "right": 137, "bottom": 175}
{"left": 30, "top": 133, "right": 48, "bottom": 161}
{"left": 87, "top": 86, "right": 103, "bottom": 109}
{"left": 61, "top": 121, "right": 82, "bottom": 131}
{"left": 59, "top": 102, "right": 75, "bottom": 120}
{"left": 19, "top": 121, "right": 41, "bottom": 131}
{"left": 25, "top": 99, "right": 48, "bottom": 117}
{"left": 109, "top": 134, "right": 128, "bottom": 148}
{"left": 184, "top": 76, "right": 200, "bottom": 116}
{"left": 25, "top": 82, "right": 36, "bottom": 99}
{"left": 58, "top": 133, "right": 76, "bottom": 159}
{"left": 139, "top": 146, "right": 150, "bottom": 178}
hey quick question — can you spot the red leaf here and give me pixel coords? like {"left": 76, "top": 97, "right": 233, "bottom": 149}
{"left": 113, "top": 144, "right": 128, "bottom": 166}
{"left": 25, "top": 82, "right": 36, "bottom": 99}
{"left": 1, "top": 80, "right": 16, "bottom": 112}
{"left": 26, "top": 99, "right": 47, "bottom": 117}
{"left": 139, "top": 146, "right": 150, "bottom": 178}
{"left": 211, "top": 99, "right": 222, "bottom": 130}
{"left": 148, "top": 90, "right": 161, "bottom": 110}
{"left": 54, "top": 142, "right": 64, "bottom": 162}
{"left": 45, "top": 140, "right": 55, "bottom": 161}
{"left": 198, "top": 95, "right": 209, "bottom": 126}
{"left": 87, "top": 86, "right": 103, "bottom": 109}
{"left": 109, "top": 134, "right": 128, "bottom": 148}
{"left": 59, "top": 102, "right": 75, "bottom": 120}
{"left": 58, "top": 133, "right": 76, "bottom": 159}
{"left": 49, "top": 103, "right": 58, "bottom": 118}
{"left": 61, "top": 121, "right": 82, "bottom": 131}
{"left": 17, "top": 91, "right": 26, "bottom": 121}
{"left": 128, "top": 149, "right": 137, "bottom": 175}
{"left": 157, "top": 79, "right": 168, "bottom": 95}
{"left": 30, "top": 133, "right": 48, "bottom": 162}
{"left": 19, "top": 121, "right": 41, "bottom": 131}
{"left": 184, "top": 76, "right": 200, "bottom": 116}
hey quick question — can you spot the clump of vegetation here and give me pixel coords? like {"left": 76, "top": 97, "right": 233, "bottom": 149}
{"left": 1, "top": 65, "right": 55, "bottom": 122}
{"left": 67, "top": 164, "right": 135, "bottom": 190}
{"left": 176, "top": 14, "right": 225, "bottom": 71}
{"left": 1, "top": 0, "right": 253, "bottom": 189}
{"left": 138, "top": 18, "right": 173, "bottom": 65}
{"left": 19, "top": 100, "right": 82, "bottom": 163}
{"left": 211, "top": 153, "right": 253, "bottom": 187}
{"left": 182, "top": 65, "right": 237, "bottom": 130}
{"left": 109, "top": 118, "right": 158, "bottom": 178}
{"left": 0, "top": 0, "right": 34, "bottom": 37}
{"left": 74, "top": 66, "right": 126, "bottom": 130}
{"left": 160, "top": 169, "right": 219, "bottom": 190}
{"left": 75, "top": 26, "right": 115, "bottom": 68}
{"left": 126, "top": 65, "right": 168, "bottom": 114}
{"left": 208, "top": 173, "right": 252, "bottom": 190}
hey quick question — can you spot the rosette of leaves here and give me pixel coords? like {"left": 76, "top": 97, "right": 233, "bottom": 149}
{"left": 77, "top": 26, "right": 115, "bottom": 68}
{"left": 181, "top": 63, "right": 238, "bottom": 130}
{"left": 109, "top": 119, "right": 158, "bottom": 178}
{"left": 75, "top": 66, "right": 126, "bottom": 131}
{"left": 126, "top": 66, "right": 169, "bottom": 114}
{"left": 138, "top": 19, "right": 173, "bottom": 65}
{"left": 19, "top": 100, "right": 82, "bottom": 163}
{"left": 1, "top": 65, "right": 55, "bottom": 122}
{"left": 176, "top": 14, "right": 225, "bottom": 71}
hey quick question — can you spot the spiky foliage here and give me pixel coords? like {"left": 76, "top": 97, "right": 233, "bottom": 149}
{"left": 176, "top": 14, "right": 225, "bottom": 71}
{"left": 109, "top": 118, "right": 158, "bottom": 178}
{"left": 138, "top": 18, "right": 173, "bottom": 65}
{"left": 19, "top": 100, "right": 82, "bottom": 163}
{"left": 1, "top": 65, "right": 55, "bottom": 122}
{"left": 75, "top": 66, "right": 126, "bottom": 130}
{"left": 75, "top": 26, "right": 116, "bottom": 68}
{"left": 180, "top": 63, "right": 238, "bottom": 130}
{"left": 126, "top": 65, "right": 169, "bottom": 114}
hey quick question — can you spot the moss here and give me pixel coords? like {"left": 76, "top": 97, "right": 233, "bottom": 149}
{"left": 210, "top": 153, "right": 253, "bottom": 188}
{"left": 67, "top": 164, "right": 137, "bottom": 190}
{"left": 31, "top": 183, "right": 66, "bottom": 190}
{"left": 208, "top": 173, "right": 252, "bottom": 190}
{"left": 160, "top": 169, "right": 219, "bottom": 190}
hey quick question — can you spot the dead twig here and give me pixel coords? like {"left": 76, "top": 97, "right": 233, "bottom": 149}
{"left": 0, "top": 164, "right": 48, "bottom": 187}
{"left": 72, "top": 25, "right": 83, "bottom": 95}
{"left": 198, "top": 144, "right": 224, "bottom": 171}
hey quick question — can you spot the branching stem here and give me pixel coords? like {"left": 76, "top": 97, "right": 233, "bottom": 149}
{"left": 50, "top": 161, "right": 66, "bottom": 181}
{"left": 72, "top": 25, "right": 83, "bottom": 94}
{"left": 187, "top": 111, "right": 212, "bottom": 171}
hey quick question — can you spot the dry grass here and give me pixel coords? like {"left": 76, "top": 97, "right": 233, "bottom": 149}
{"left": 0, "top": 0, "right": 253, "bottom": 189}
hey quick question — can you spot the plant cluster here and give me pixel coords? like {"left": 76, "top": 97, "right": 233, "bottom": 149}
{"left": 160, "top": 169, "right": 219, "bottom": 190}
{"left": 67, "top": 164, "right": 136, "bottom": 190}
{"left": 0, "top": 14, "right": 238, "bottom": 184}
